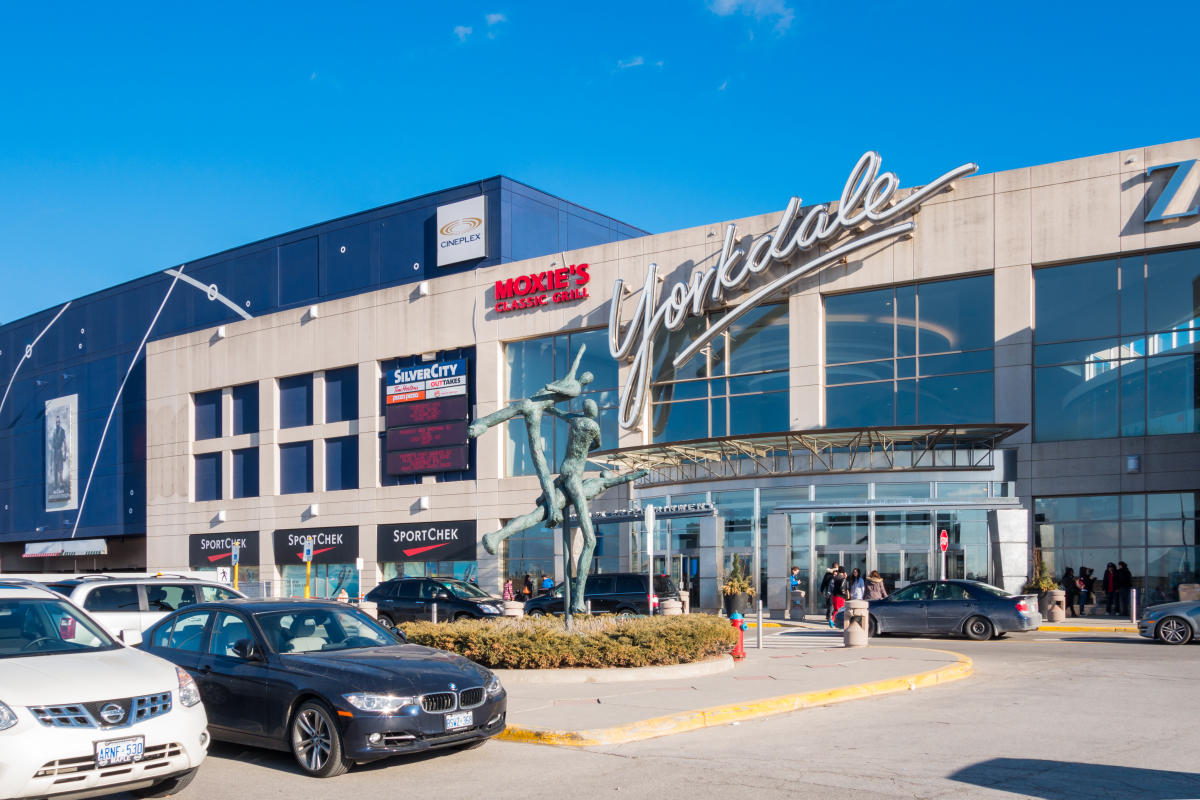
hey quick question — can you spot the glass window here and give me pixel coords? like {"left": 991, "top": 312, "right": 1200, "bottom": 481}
{"left": 1034, "top": 364, "right": 1119, "bottom": 441}
{"left": 83, "top": 585, "right": 141, "bottom": 612}
{"left": 714, "top": 491, "right": 754, "bottom": 549}
{"left": 279, "top": 374, "right": 313, "bottom": 429}
{"left": 936, "top": 482, "right": 990, "bottom": 500}
{"left": 153, "top": 610, "right": 211, "bottom": 652}
{"left": 826, "top": 288, "right": 895, "bottom": 365}
{"left": 827, "top": 383, "right": 894, "bottom": 428}
{"left": 279, "top": 441, "right": 313, "bottom": 495}
{"left": 232, "top": 447, "right": 259, "bottom": 499}
{"left": 874, "top": 482, "right": 931, "bottom": 500}
{"left": 208, "top": 612, "right": 253, "bottom": 657}
{"left": 194, "top": 453, "right": 222, "bottom": 502}
{"left": 503, "top": 524, "right": 555, "bottom": 589}
{"left": 232, "top": 383, "right": 259, "bottom": 435}
{"left": 194, "top": 390, "right": 222, "bottom": 440}
{"left": 325, "top": 435, "right": 358, "bottom": 492}
{"left": 1146, "top": 249, "right": 1200, "bottom": 334}
{"left": 146, "top": 584, "right": 198, "bottom": 611}
{"left": 1034, "top": 260, "right": 1119, "bottom": 344}
{"left": 324, "top": 366, "right": 358, "bottom": 424}
{"left": 891, "top": 583, "right": 932, "bottom": 602}
{"left": 917, "top": 276, "right": 995, "bottom": 354}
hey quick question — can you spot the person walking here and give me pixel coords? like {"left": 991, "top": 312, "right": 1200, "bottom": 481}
{"left": 1062, "top": 568, "right": 1079, "bottom": 617}
{"left": 828, "top": 568, "right": 849, "bottom": 628}
{"left": 864, "top": 570, "right": 888, "bottom": 601}
{"left": 849, "top": 567, "right": 866, "bottom": 600}
{"left": 1116, "top": 561, "right": 1133, "bottom": 616}
{"left": 521, "top": 574, "right": 534, "bottom": 600}
{"left": 1103, "top": 563, "right": 1118, "bottom": 615}
{"left": 819, "top": 562, "right": 839, "bottom": 623}
{"left": 503, "top": 578, "right": 515, "bottom": 601}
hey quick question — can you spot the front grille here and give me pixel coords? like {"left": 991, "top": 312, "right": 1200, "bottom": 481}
{"left": 30, "top": 692, "right": 173, "bottom": 729}
{"left": 420, "top": 692, "right": 456, "bottom": 713}
{"left": 458, "top": 687, "right": 484, "bottom": 709}
{"left": 34, "top": 743, "right": 183, "bottom": 781}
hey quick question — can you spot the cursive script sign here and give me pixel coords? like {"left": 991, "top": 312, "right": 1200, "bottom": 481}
{"left": 607, "top": 151, "right": 978, "bottom": 431}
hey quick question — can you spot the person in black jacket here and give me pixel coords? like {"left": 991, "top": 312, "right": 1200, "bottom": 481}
{"left": 819, "top": 562, "right": 839, "bottom": 623}
{"left": 1062, "top": 568, "right": 1079, "bottom": 618}
{"left": 827, "top": 569, "right": 850, "bottom": 629}
{"left": 1116, "top": 561, "right": 1133, "bottom": 616}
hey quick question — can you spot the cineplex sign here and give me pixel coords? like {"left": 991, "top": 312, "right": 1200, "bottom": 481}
{"left": 607, "top": 150, "right": 978, "bottom": 430}
{"left": 492, "top": 263, "right": 591, "bottom": 313}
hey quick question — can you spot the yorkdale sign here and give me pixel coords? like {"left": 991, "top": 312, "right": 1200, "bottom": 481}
{"left": 607, "top": 151, "right": 978, "bottom": 431}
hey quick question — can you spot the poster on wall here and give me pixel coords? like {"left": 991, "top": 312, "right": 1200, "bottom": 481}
{"left": 45, "top": 395, "right": 78, "bottom": 512}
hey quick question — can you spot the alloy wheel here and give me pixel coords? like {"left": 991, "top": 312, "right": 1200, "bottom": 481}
{"left": 1159, "top": 617, "right": 1192, "bottom": 645}
{"left": 294, "top": 708, "right": 332, "bottom": 773}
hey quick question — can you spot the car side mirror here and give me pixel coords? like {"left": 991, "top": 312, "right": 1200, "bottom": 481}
{"left": 118, "top": 628, "right": 143, "bottom": 647}
{"left": 232, "top": 638, "right": 261, "bottom": 660}
{"left": 435, "top": 590, "right": 451, "bottom": 601}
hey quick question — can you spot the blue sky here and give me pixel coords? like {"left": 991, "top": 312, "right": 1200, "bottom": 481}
{"left": 1, "top": 1, "right": 1197, "bottom": 324}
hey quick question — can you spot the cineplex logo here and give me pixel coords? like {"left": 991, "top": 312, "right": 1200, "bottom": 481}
{"left": 439, "top": 216, "right": 483, "bottom": 248}
{"left": 494, "top": 263, "right": 590, "bottom": 313}
{"left": 608, "top": 150, "right": 978, "bottom": 430}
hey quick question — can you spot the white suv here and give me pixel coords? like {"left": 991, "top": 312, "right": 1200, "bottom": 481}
{"left": 0, "top": 580, "right": 209, "bottom": 799}
{"left": 46, "top": 576, "right": 245, "bottom": 636}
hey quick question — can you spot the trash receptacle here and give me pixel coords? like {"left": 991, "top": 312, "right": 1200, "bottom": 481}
{"left": 843, "top": 599, "right": 870, "bottom": 647}
{"left": 790, "top": 590, "right": 807, "bottom": 620}
{"left": 660, "top": 598, "right": 683, "bottom": 616}
{"left": 502, "top": 601, "right": 525, "bottom": 618}
{"left": 1046, "top": 590, "right": 1067, "bottom": 622}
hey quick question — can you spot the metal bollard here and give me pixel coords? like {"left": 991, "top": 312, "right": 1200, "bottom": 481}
{"left": 756, "top": 601, "right": 763, "bottom": 649}
{"left": 587, "top": 600, "right": 592, "bottom": 615}
{"left": 431, "top": 602, "right": 438, "bottom": 624}
{"left": 1129, "top": 589, "right": 1138, "bottom": 623}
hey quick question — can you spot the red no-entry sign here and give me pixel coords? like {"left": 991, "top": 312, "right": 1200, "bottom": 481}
{"left": 939, "top": 529, "right": 949, "bottom": 552}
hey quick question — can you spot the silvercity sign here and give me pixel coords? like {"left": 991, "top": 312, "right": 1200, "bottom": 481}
{"left": 607, "top": 151, "right": 978, "bottom": 430}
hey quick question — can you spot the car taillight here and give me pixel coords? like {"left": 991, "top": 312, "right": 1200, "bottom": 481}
{"left": 651, "top": 594, "right": 659, "bottom": 607}
{"left": 1015, "top": 600, "right": 1028, "bottom": 613}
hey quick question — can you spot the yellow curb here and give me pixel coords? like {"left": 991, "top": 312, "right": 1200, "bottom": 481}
{"left": 1038, "top": 624, "right": 1138, "bottom": 633}
{"left": 498, "top": 647, "right": 972, "bottom": 747}
{"left": 742, "top": 622, "right": 782, "bottom": 628}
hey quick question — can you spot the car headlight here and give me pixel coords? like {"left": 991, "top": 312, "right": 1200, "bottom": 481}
{"left": 485, "top": 674, "right": 503, "bottom": 699}
{"left": 176, "top": 667, "right": 201, "bottom": 708}
{"left": 343, "top": 693, "right": 416, "bottom": 714}
{"left": 1142, "top": 608, "right": 1163, "bottom": 621}
{"left": 478, "top": 604, "right": 500, "bottom": 614}
{"left": 0, "top": 701, "right": 17, "bottom": 731}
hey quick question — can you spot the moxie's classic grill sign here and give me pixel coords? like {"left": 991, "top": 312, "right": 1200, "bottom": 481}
{"left": 493, "top": 263, "right": 590, "bottom": 313}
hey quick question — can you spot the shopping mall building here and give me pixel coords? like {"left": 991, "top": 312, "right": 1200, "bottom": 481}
{"left": 2, "top": 139, "right": 1198, "bottom": 615}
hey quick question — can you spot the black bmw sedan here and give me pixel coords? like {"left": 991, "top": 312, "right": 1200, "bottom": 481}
{"left": 141, "top": 599, "right": 506, "bottom": 777}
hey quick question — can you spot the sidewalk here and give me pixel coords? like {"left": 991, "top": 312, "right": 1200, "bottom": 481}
{"left": 495, "top": 644, "right": 971, "bottom": 747}
{"left": 1037, "top": 616, "right": 1139, "bottom": 633}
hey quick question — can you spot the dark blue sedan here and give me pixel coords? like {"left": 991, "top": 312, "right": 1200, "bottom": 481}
{"left": 838, "top": 580, "right": 1040, "bottom": 640}
{"left": 141, "top": 599, "right": 506, "bottom": 777}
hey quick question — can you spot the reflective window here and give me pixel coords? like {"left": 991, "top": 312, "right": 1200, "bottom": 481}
{"left": 232, "top": 447, "right": 259, "bottom": 499}
{"left": 279, "top": 374, "right": 313, "bottom": 429}
{"left": 502, "top": 524, "right": 555, "bottom": 590}
{"left": 152, "top": 610, "right": 212, "bottom": 652}
{"left": 232, "top": 383, "right": 259, "bottom": 435}
{"left": 826, "top": 276, "right": 993, "bottom": 428}
{"left": 324, "top": 366, "right": 358, "bottom": 424}
{"left": 1035, "top": 249, "right": 1200, "bottom": 441}
{"left": 325, "top": 435, "right": 358, "bottom": 492}
{"left": 194, "top": 453, "right": 222, "bottom": 502}
{"left": 279, "top": 441, "right": 313, "bottom": 495}
{"left": 83, "top": 585, "right": 141, "bottom": 612}
{"left": 194, "top": 390, "right": 221, "bottom": 440}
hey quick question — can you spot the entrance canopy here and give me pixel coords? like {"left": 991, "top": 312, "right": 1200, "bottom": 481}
{"left": 593, "top": 424, "right": 1024, "bottom": 488}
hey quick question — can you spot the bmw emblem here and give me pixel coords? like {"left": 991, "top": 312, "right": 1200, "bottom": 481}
{"left": 448, "top": 683, "right": 457, "bottom": 691}
{"left": 99, "top": 703, "right": 126, "bottom": 725}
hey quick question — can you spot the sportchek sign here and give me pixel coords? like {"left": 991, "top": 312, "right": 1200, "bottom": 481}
{"left": 493, "top": 263, "right": 590, "bottom": 313}
{"left": 377, "top": 521, "right": 477, "bottom": 562}
{"left": 273, "top": 527, "right": 359, "bottom": 565}
{"left": 189, "top": 533, "right": 260, "bottom": 567}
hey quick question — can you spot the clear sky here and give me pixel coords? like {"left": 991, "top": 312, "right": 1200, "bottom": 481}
{"left": 1, "top": 1, "right": 1197, "bottom": 324}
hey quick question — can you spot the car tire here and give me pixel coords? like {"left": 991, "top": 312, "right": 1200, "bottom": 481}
{"left": 1157, "top": 617, "right": 1194, "bottom": 645}
{"left": 615, "top": 608, "right": 636, "bottom": 619}
{"left": 868, "top": 616, "right": 879, "bottom": 637}
{"left": 964, "top": 616, "right": 994, "bottom": 641}
{"left": 375, "top": 615, "right": 395, "bottom": 629}
{"left": 527, "top": 608, "right": 545, "bottom": 617}
{"left": 131, "top": 767, "right": 198, "bottom": 797}
{"left": 290, "top": 700, "right": 352, "bottom": 778}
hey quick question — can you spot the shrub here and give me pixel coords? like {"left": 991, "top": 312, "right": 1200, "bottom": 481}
{"left": 399, "top": 614, "right": 738, "bottom": 669}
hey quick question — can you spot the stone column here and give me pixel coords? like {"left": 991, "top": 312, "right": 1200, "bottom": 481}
{"left": 698, "top": 514, "right": 723, "bottom": 612}
{"left": 989, "top": 507, "right": 1030, "bottom": 595}
{"left": 766, "top": 512, "right": 790, "bottom": 618}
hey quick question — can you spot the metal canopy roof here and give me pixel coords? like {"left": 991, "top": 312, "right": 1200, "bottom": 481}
{"left": 592, "top": 424, "right": 1025, "bottom": 488}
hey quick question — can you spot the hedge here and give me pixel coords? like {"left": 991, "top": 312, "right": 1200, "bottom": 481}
{"left": 399, "top": 614, "right": 738, "bottom": 669}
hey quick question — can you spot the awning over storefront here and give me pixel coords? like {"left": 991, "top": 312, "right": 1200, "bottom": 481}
{"left": 593, "top": 424, "right": 1025, "bottom": 488}
{"left": 23, "top": 539, "right": 109, "bottom": 558}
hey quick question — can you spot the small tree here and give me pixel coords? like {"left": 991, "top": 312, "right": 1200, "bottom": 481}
{"left": 721, "top": 553, "right": 756, "bottom": 597}
{"left": 1022, "top": 550, "right": 1059, "bottom": 593}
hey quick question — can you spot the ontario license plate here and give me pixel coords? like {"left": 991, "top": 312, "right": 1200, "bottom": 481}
{"left": 444, "top": 711, "right": 473, "bottom": 731}
{"left": 95, "top": 736, "right": 145, "bottom": 767}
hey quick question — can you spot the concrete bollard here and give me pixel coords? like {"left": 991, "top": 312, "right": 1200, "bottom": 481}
{"left": 843, "top": 599, "right": 870, "bottom": 647}
{"left": 660, "top": 598, "right": 683, "bottom": 616}
{"left": 790, "top": 590, "right": 806, "bottom": 620}
{"left": 1046, "top": 590, "right": 1067, "bottom": 623}
{"left": 501, "top": 600, "right": 525, "bottom": 618}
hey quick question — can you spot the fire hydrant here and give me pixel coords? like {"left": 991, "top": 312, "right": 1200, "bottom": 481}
{"left": 729, "top": 611, "right": 748, "bottom": 661}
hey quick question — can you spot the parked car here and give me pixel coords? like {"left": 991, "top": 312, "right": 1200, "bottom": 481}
{"left": 364, "top": 577, "right": 503, "bottom": 625}
{"left": 141, "top": 598, "right": 506, "bottom": 777}
{"left": 1138, "top": 600, "right": 1200, "bottom": 644}
{"left": 45, "top": 575, "right": 245, "bottom": 635}
{"left": 0, "top": 579, "right": 209, "bottom": 799}
{"left": 835, "top": 579, "right": 1040, "bottom": 640}
{"left": 524, "top": 572, "right": 681, "bottom": 617}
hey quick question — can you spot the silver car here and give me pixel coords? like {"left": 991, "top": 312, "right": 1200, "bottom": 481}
{"left": 1138, "top": 601, "right": 1200, "bottom": 644}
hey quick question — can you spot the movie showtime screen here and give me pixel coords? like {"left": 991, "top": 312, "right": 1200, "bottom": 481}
{"left": 384, "top": 356, "right": 470, "bottom": 476}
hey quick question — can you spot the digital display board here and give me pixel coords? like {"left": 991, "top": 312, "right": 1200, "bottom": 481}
{"left": 386, "top": 446, "right": 470, "bottom": 476}
{"left": 384, "top": 357, "right": 471, "bottom": 477}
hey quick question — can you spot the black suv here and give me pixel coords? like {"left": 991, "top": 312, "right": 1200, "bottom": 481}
{"left": 524, "top": 573, "right": 680, "bottom": 616}
{"left": 365, "top": 577, "right": 504, "bottom": 625}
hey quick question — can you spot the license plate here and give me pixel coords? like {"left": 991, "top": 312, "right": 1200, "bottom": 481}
{"left": 95, "top": 736, "right": 144, "bottom": 767}
{"left": 444, "top": 711, "right": 473, "bottom": 731}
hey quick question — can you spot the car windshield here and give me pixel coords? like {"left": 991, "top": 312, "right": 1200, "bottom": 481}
{"left": 440, "top": 579, "right": 490, "bottom": 599}
{"left": 0, "top": 598, "right": 119, "bottom": 658}
{"left": 255, "top": 607, "right": 400, "bottom": 654}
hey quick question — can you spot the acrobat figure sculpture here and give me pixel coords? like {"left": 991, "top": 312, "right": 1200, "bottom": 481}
{"left": 468, "top": 345, "right": 644, "bottom": 614}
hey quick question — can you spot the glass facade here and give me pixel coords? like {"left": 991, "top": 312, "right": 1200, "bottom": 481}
{"left": 501, "top": 524, "right": 555, "bottom": 589}
{"left": 381, "top": 561, "right": 477, "bottom": 582}
{"left": 505, "top": 329, "right": 618, "bottom": 477}
{"left": 825, "top": 275, "right": 995, "bottom": 427}
{"left": 651, "top": 303, "right": 788, "bottom": 441}
{"left": 1035, "top": 492, "right": 1199, "bottom": 604}
{"left": 1034, "top": 248, "right": 1200, "bottom": 441}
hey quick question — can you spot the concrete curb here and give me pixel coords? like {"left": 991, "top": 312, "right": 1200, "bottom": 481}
{"left": 493, "top": 655, "right": 734, "bottom": 685}
{"left": 498, "top": 647, "right": 973, "bottom": 747}
{"left": 1038, "top": 624, "right": 1138, "bottom": 633}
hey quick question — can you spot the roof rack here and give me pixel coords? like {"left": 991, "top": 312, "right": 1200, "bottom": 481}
{"left": 149, "top": 574, "right": 190, "bottom": 580}
{"left": 73, "top": 574, "right": 116, "bottom": 581}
